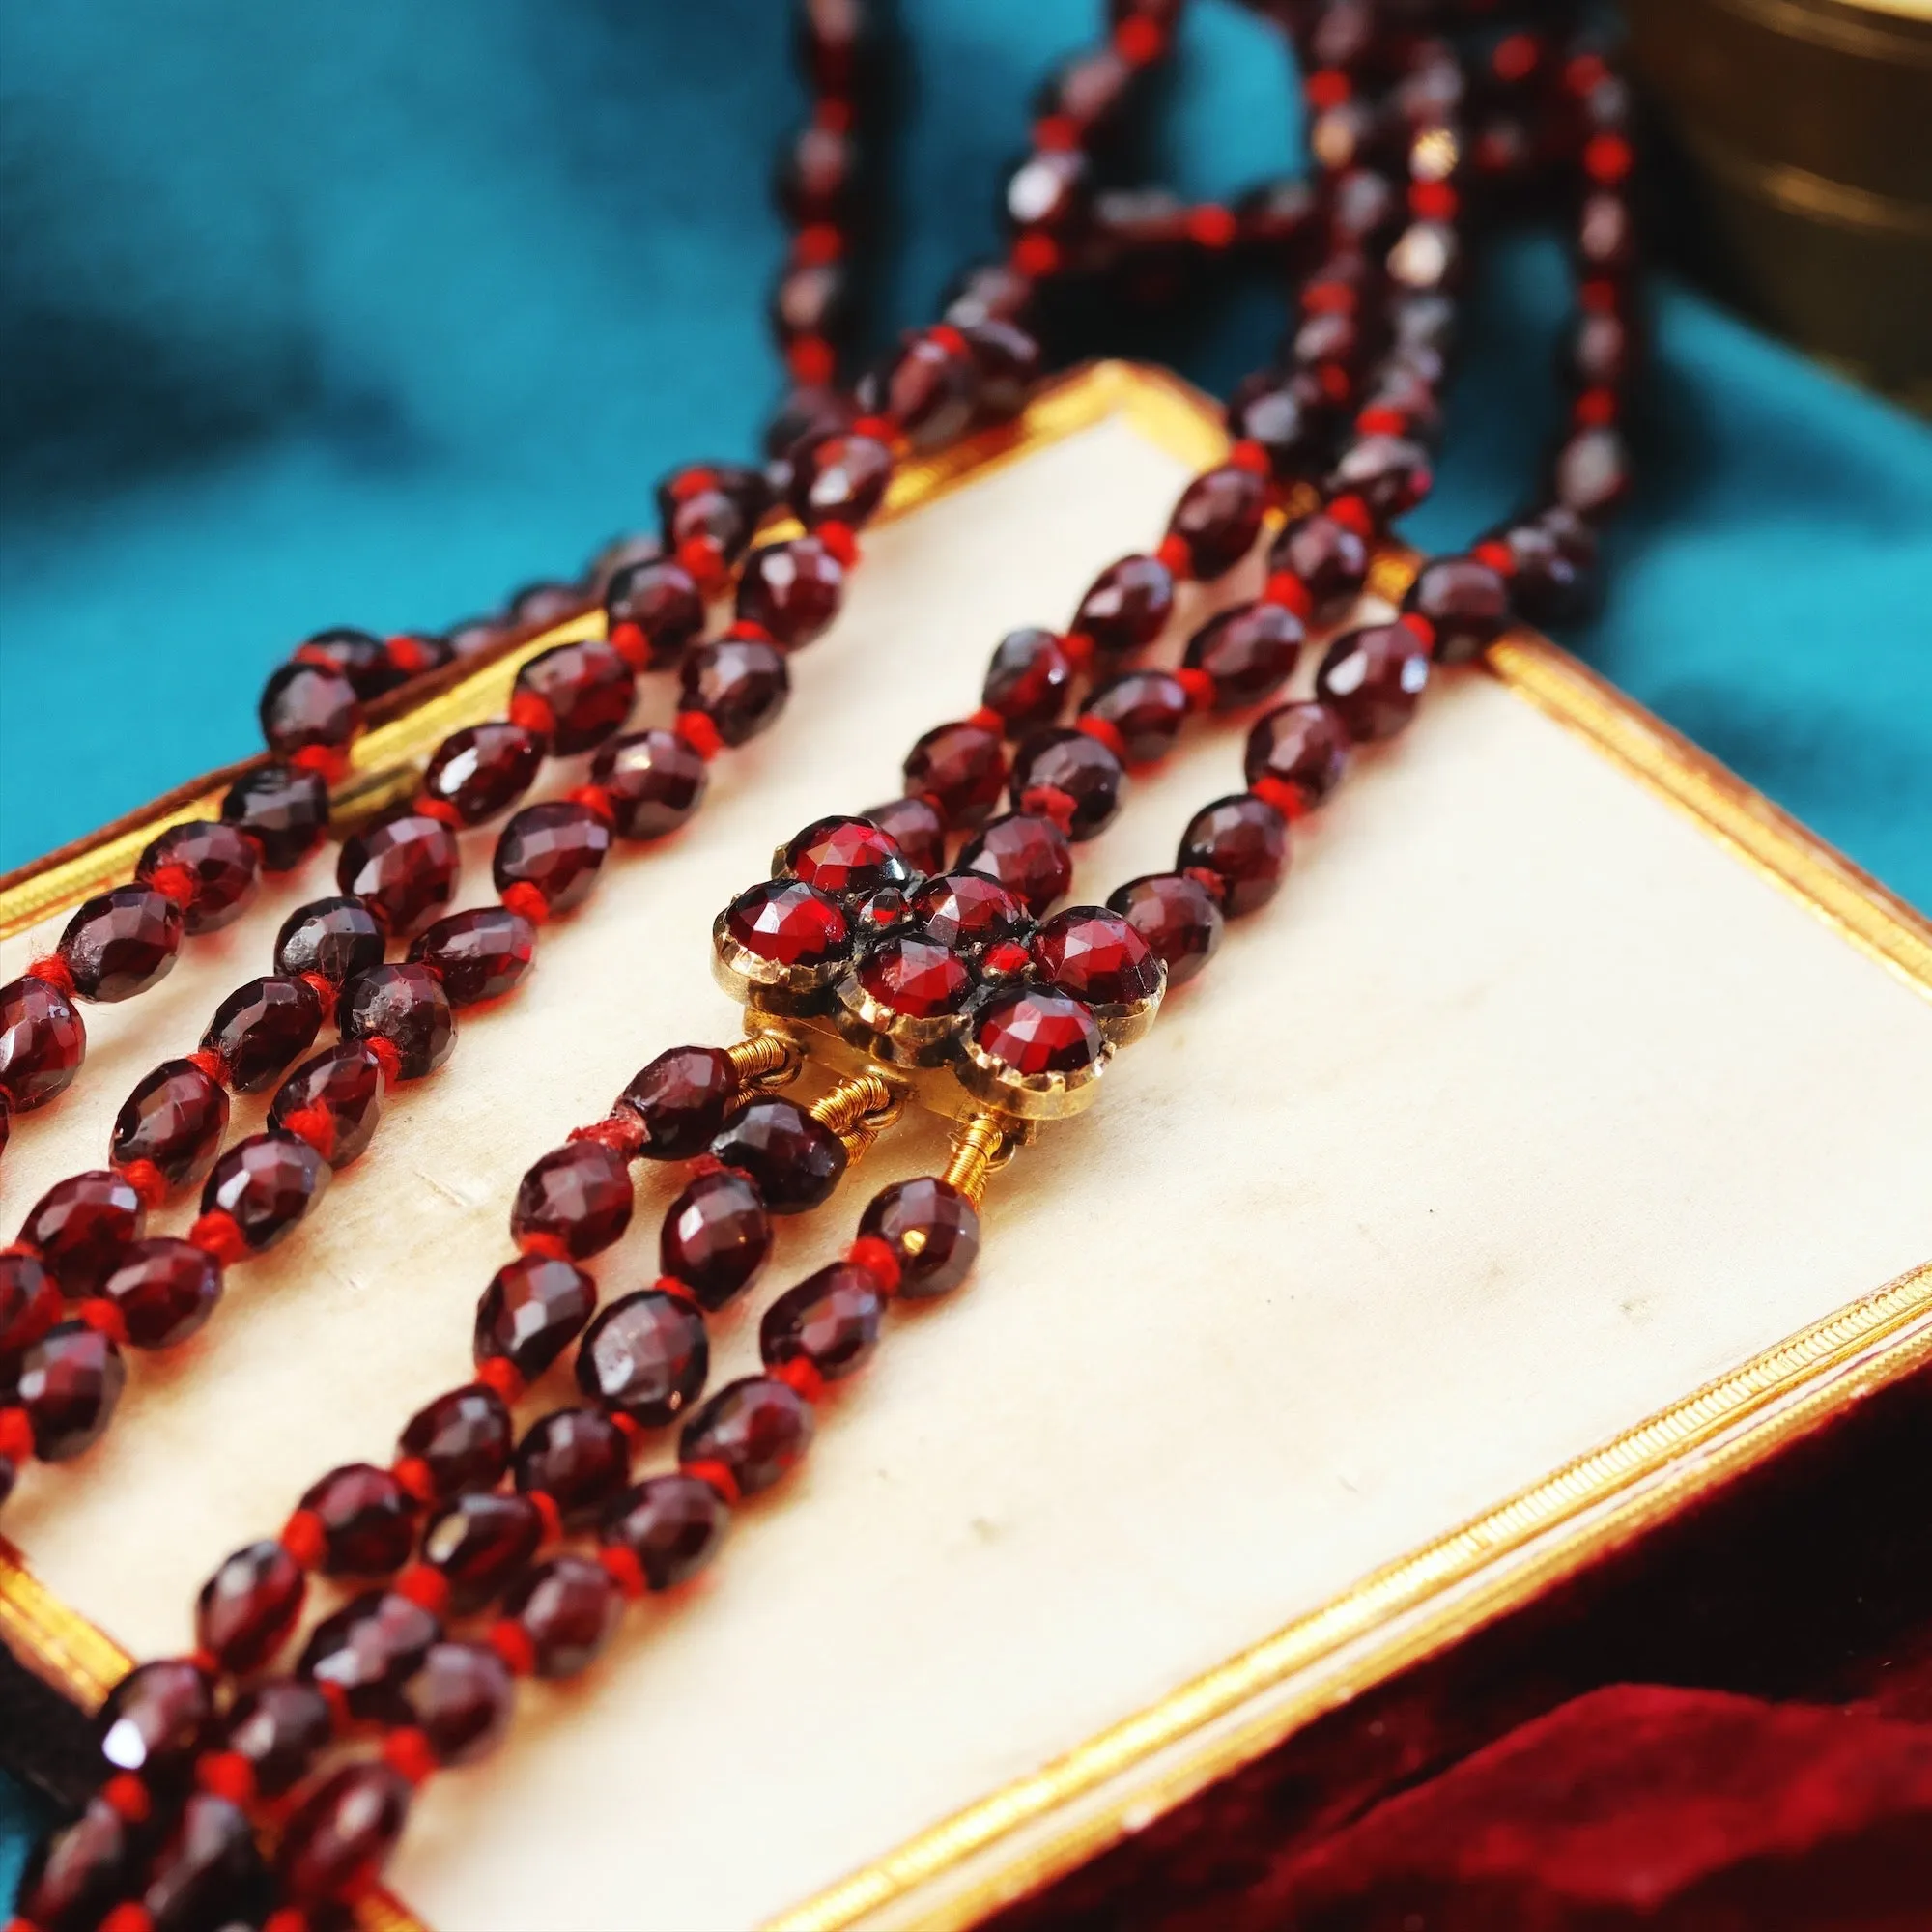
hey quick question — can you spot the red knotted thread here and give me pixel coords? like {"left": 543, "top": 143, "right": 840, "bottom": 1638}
{"left": 279, "top": 1106, "right": 335, "bottom": 1162}
{"left": 1074, "top": 713, "right": 1127, "bottom": 763}
{"left": 186, "top": 1211, "right": 247, "bottom": 1267}
{"left": 143, "top": 862, "right": 198, "bottom": 910}
{"left": 362, "top": 1037, "right": 403, "bottom": 1086}
{"left": 507, "top": 690, "right": 555, "bottom": 739}
{"left": 24, "top": 953, "right": 74, "bottom": 998}
{"left": 114, "top": 1159, "right": 169, "bottom": 1211}
{"left": 499, "top": 882, "right": 550, "bottom": 926}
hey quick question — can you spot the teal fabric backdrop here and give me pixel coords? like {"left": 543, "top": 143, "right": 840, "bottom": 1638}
{"left": 3, "top": 0, "right": 1930, "bottom": 1897}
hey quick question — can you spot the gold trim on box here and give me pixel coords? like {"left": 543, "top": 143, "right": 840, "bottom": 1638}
{"left": 1, "top": 362, "right": 1929, "bottom": 1932}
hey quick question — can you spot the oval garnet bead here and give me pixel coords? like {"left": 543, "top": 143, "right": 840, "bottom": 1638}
{"left": 1072, "top": 554, "right": 1175, "bottom": 657}
{"left": 422, "top": 1492, "right": 545, "bottom": 1613}
{"left": 512, "top": 1141, "right": 633, "bottom": 1261}
{"left": 619, "top": 1044, "right": 738, "bottom": 1159}
{"left": 0, "top": 974, "right": 86, "bottom": 1113}
{"left": 410, "top": 906, "right": 536, "bottom": 1008}
{"left": 1491, "top": 508, "right": 1600, "bottom": 626}
{"left": 196, "top": 1539, "right": 307, "bottom": 1674}
{"left": 860, "top": 1178, "right": 980, "bottom": 1298}
{"left": 137, "top": 820, "right": 262, "bottom": 934}
{"left": 961, "top": 317, "right": 1040, "bottom": 418}
{"left": 1182, "top": 602, "right": 1304, "bottom": 710}
{"left": 1083, "top": 670, "right": 1187, "bottom": 766}
{"left": 103, "top": 1237, "right": 222, "bottom": 1350}
{"left": 971, "top": 987, "right": 1103, "bottom": 1077}
{"left": 903, "top": 721, "right": 1008, "bottom": 830}
{"left": 297, "top": 626, "right": 394, "bottom": 699}
{"left": 112, "top": 1058, "right": 230, "bottom": 1187}
{"left": 397, "top": 1383, "right": 514, "bottom": 1499}
{"left": 275, "top": 1761, "right": 412, "bottom": 1902}
{"left": 785, "top": 815, "right": 913, "bottom": 899}
{"left": 981, "top": 627, "right": 1073, "bottom": 733}
{"left": 661, "top": 1167, "right": 773, "bottom": 1310}
{"left": 202, "top": 1133, "right": 329, "bottom": 1251}
{"left": 1107, "top": 872, "right": 1223, "bottom": 988}
{"left": 1270, "top": 510, "right": 1370, "bottom": 622}
{"left": 16, "top": 1321, "right": 126, "bottom": 1460}
{"left": 864, "top": 331, "right": 980, "bottom": 449}
{"left": 339, "top": 963, "right": 455, "bottom": 1080}
{"left": 404, "top": 1641, "right": 514, "bottom": 1768}
{"left": 57, "top": 886, "right": 183, "bottom": 1002}
{"left": 21, "top": 1169, "right": 145, "bottom": 1295}
{"left": 1177, "top": 795, "right": 1290, "bottom": 916}
{"left": 337, "top": 813, "right": 460, "bottom": 938}
{"left": 861, "top": 795, "right": 947, "bottom": 874}
{"left": 790, "top": 432, "right": 894, "bottom": 528}
{"left": 737, "top": 535, "right": 846, "bottom": 649}
{"left": 494, "top": 800, "right": 611, "bottom": 915}
{"left": 680, "top": 635, "right": 791, "bottom": 745}
{"left": 504, "top": 1554, "right": 623, "bottom": 1679}
{"left": 1329, "top": 434, "right": 1432, "bottom": 522}
{"left": 202, "top": 973, "right": 325, "bottom": 1093}
{"left": 1314, "top": 622, "right": 1432, "bottom": 741}
{"left": 98, "top": 1657, "right": 214, "bottom": 1782}
{"left": 260, "top": 660, "right": 361, "bottom": 757}
{"left": 142, "top": 1790, "right": 267, "bottom": 1930}
{"left": 274, "top": 895, "right": 385, "bottom": 987}
{"left": 724, "top": 877, "right": 853, "bottom": 972}
{"left": 0, "top": 1249, "right": 62, "bottom": 1364}
{"left": 506, "top": 578, "right": 585, "bottom": 628}
{"left": 590, "top": 728, "right": 708, "bottom": 840}
{"left": 909, "top": 871, "right": 1031, "bottom": 955}
{"left": 299, "top": 1463, "right": 418, "bottom": 1577}
{"left": 513, "top": 639, "right": 636, "bottom": 753}
{"left": 16, "top": 1797, "right": 140, "bottom": 1928}
{"left": 576, "top": 1291, "right": 710, "bottom": 1429}
{"left": 1010, "top": 729, "right": 1123, "bottom": 839}
{"left": 421, "top": 722, "right": 544, "bottom": 825}
{"left": 1402, "top": 555, "right": 1510, "bottom": 665}
{"left": 1031, "top": 907, "right": 1160, "bottom": 1006}
{"left": 680, "top": 1377, "right": 814, "bottom": 1497}
{"left": 1245, "top": 702, "right": 1350, "bottom": 810}
{"left": 514, "top": 1406, "right": 632, "bottom": 1526}
{"left": 1226, "top": 369, "right": 1331, "bottom": 481}
{"left": 600, "top": 1472, "right": 727, "bottom": 1591}
{"left": 856, "top": 934, "right": 973, "bottom": 1019}
{"left": 760, "top": 1263, "right": 884, "bottom": 1381}
{"left": 1168, "top": 463, "right": 1268, "bottom": 579}
{"left": 223, "top": 1680, "right": 334, "bottom": 1799}
{"left": 474, "top": 1254, "right": 597, "bottom": 1381}
{"left": 222, "top": 762, "right": 331, "bottom": 871}
{"left": 299, "top": 1590, "right": 440, "bottom": 1721}
{"left": 959, "top": 811, "right": 1072, "bottom": 917}
{"left": 605, "top": 557, "right": 705, "bottom": 670}
{"left": 710, "top": 1097, "right": 845, "bottom": 1215}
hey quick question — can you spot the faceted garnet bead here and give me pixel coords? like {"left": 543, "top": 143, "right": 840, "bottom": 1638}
{"left": 1271, "top": 510, "right": 1369, "bottom": 622}
{"left": 504, "top": 1555, "right": 623, "bottom": 1679}
{"left": 268, "top": 1042, "right": 385, "bottom": 1168}
{"left": 1226, "top": 369, "right": 1331, "bottom": 481}
{"left": 137, "top": 820, "right": 261, "bottom": 934}
{"left": 222, "top": 762, "right": 330, "bottom": 871}
{"left": 513, "top": 639, "right": 636, "bottom": 753}
{"left": 202, "top": 1132, "right": 328, "bottom": 1251}
{"left": 336, "top": 813, "right": 460, "bottom": 937}
{"left": 398, "top": 1383, "right": 514, "bottom": 1499}
{"left": 142, "top": 1790, "right": 268, "bottom": 1930}
{"left": 57, "top": 886, "right": 183, "bottom": 1001}
{"left": 410, "top": 906, "right": 536, "bottom": 1008}
{"left": 959, "top": 812, "right": 1072, "bottom": 917}
{"left": 260, "top": 660, "right": 360, "bottom": 758}
{"left": 661, "top": 1167, "right": 773, "bottom": 1310}
{"left": 196, "top": 1539, "right": 307, "bottom": 1674}
{"left": 784, "top": 814, "right": 912, "bottom": 899}
{"left": 0, "top": 1249, "right": 61, "bottom": 1364}
{"left": 680, "top": 1377, "right": 814, "bottom": 1498}
{"left": 274, "top": 895, "right": 384, "bottom": 987}
{"left": 474, "top": 1254, "right": 597, "bottom": 1381}
{"left": 275, "top": 1761, "right": 412, "bottom": 1902}
{"left": 512, "top": 1140, "right": 634, "bottom": 1260}
{"left": 863, "top": 331, "right": 979, "bottom": 449}
{"left": 576, "top": 1290, "right": 710, "bottom": 1429}
{"left": 422, "top": 1491, "right": 545, "bottom": 1612}
{"left": 606, "top": 557, "right": 705, "bottom": 670}
{"left": 299, "top": 1590, "right": 440, "bottom": 1720}
{"left": 1182, "top": 602, "right": 1305, "bottom": 711}
{"left": 909, "top": 871, "right": 1031, "bottom": 955}
{"left": 299, "top": 1463, "right": 417, "bottom": 1576}
{"left": 1245, "top": 702, "right": 1350, "bottom": 809}
{"left": 855, "top": 934, "right": 973, "bottom": 1020}
{"left": 202, "top": 973, "right": 324, "bottom": 1092}
{"left": 506, "top": 578, "right": 585, "bottom": 628}
{"left": 1084, "top": 670, "right": 1187, "bottom": 766}
{"left": 103, "top": 1238, "right": 222, "bottom": 1350}
{"left": 724, "top": 877, "right": 852, "bottom": 973}
{"left": 862, "top": 795, "right": 946, "bottom": 874}
{"left": 298, "top": 626, "right": 394, "bottom": 699}
{"left": 981, "top": 627, "right": 1072, "bottom": 733}
{"left": 600, "top": 1472, "right": 727, "bottom": 1591}
{"left": 737, "top": 536, "right": 845, "bottom": 648}
{"left": 21, "top": 1168, "right": 145, "bottom": 1295}
{"left": 421, "top": 723, "right": 544, "bottom": 825}
{"left": 1009, "top": 729, "right": 1124, "bottom": 840}
{"left": 0, "top": 974, "right": 86, "bottom": 1112}
{"left": 903, "top": 721, "right": 1008, "bottom": 830}
{"left": 710, "top": 1096, "right": 845, "bottom": 1215}
{"left": 17, "top": 1321, "right": 126, "bottom": 1460}
{"left": 1314, "top": 622, "right": 1432, "bottom": 741}
{"left": 1178, "top": 796, "right": 1290, "bottom": 917}
{"left": 620, "top": 1044, "right": 738, "bottom": 1159}
{"left": 860, "top": 1178, "right": 980, "bottom": 1298}
{"left": 591, "top": 728, "right": 708, "bottom": 840}
{"left": 405, "top": 1641, "right": 514, "bottom": 1767}
{"left": 760, "top": 1263, "right": 884, "bottom": 1381}
{"left": 680, "top": 635, "right": 790, "bottom": 745}
{"left": 112, "top": 1059, "right": 229, "bottom": 1186}
{"left": 971, "top": 987, "right": 1103, "bottom": 1077}
{"left": 790, "top": 432, "right": 893, "bottom": 528}
{"left": 1168, "top": 463, "right": 1268, "bottom": 579}
{"left": 1031, "top": 906, "right": 1160, "bottom": 1007}
{"left": 223, "top": 1680, "right": 333, "bottom": 1799}
{"left": 1492, "top": 507, "right": 1600, "bottom": 625}
{"left": 514, "top": 1406, "right": 631, "bottom": 1525}
{"left": 1328, "top": 434, "right": 1432, "bottom": 520}
{"left": 1403, "top": 555, "right": 1510, "bottom": 665}
{"left": 98, "top": 1657, "right": 214, "bottom": 1785}
{"left": 1072, "top": 554, "right": 1175, "bottom": 657}
{"left": 495, "top": 800, "right": 611, "bottom": 915}
{"left": 340, "top": 963, "right": 455, "bottom": 1080}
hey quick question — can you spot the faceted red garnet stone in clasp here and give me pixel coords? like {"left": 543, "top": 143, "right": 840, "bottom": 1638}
{"left": 711, "top": 812, "right": 1164, "bottom": 1115}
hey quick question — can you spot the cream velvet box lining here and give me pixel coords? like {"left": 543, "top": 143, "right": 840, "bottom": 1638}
{"left": 2, "top": 365, "right": 1929, "bottom": 1932}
